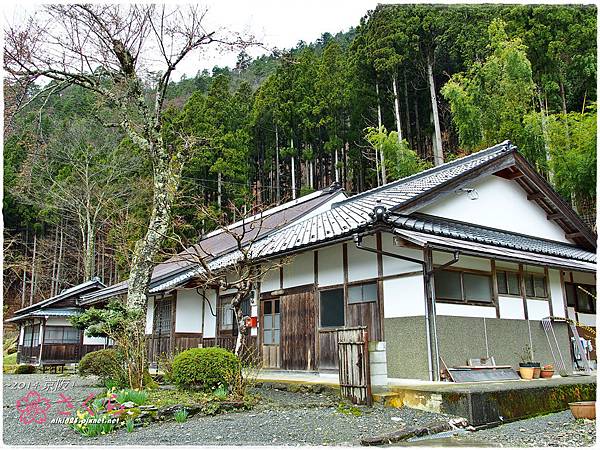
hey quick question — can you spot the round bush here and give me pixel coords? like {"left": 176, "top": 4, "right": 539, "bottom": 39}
{"left": 78, "top": 348, "right": 127, "bottom": 385}
{"left": 172, "top": 347, "right": 241, "bottom": 391}
{"left": 14, "top": 364, "right": 37, "bottom": 374}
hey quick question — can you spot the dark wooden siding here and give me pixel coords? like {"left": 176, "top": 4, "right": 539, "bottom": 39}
{"left": 281, "top": 291, "right": 316, "bottom": 371}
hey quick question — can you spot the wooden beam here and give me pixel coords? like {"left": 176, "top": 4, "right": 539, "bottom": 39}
{"left": 494, "top": 168, "right": 524, "bottom": 180}
{"left": 565, "top": 232, "right": 584, "bottom": 239}
{"left": 527, "top": 193, "right": 544, "bottom": 201}
{"left": 547, "top": 213, "right": 562, "bottom": 220}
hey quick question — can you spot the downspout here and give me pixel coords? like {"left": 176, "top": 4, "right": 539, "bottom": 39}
{"left": 353, "top": 216, "right": 459, "bottom": 381}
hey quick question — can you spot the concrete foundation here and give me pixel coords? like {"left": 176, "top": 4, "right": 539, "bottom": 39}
{"left": 377, "top": 375, "right": 596, "bottom": 426}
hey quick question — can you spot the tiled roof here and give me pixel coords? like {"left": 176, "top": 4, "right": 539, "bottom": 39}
{"left": 393, "top": 214, "right": 597, "bottom": 263}
{"left": 151, "top": 142, "right": 520, "bottom": 292}
{"left": 6, "top": 307, "right": 83, "bottom": 323}
{"left": 12, "top": 278, "right": 105, "bottom": 316}
{"left": 81, "top": 185, "right": 345, "bottom": 304}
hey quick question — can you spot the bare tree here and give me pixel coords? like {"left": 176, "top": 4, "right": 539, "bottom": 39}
{"left": 15, "top": 118, "right": 137, "bottom": 280}
{"left": 5, "top": 4, "right": 253, "bottom": 387}
{"left": 168, "top": 198, "right": 290, "bottom": 356}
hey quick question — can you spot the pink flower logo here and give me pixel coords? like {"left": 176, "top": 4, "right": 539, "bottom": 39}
{"left": 16, "top": 391, "right": 52, "bottom": 424}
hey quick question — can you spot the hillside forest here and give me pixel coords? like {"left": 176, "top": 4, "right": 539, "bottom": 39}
{"left": 3, "top": 4, "right": 597, "bottom": 317}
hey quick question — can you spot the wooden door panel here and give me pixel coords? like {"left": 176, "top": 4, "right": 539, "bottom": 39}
{"left": 281, "top": 291, "right": 316, "bottom": 371}
{"left": 347, "top": 301, "right": 381, "bottom": 341}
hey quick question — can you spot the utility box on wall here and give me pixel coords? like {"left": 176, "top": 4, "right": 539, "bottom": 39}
{"left": 369, "top": 341, "right": 388, "bottom": 389}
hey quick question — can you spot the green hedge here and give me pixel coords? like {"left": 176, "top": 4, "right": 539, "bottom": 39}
{"left": 14, "top": 364, "right": 37, "bottom": 374}
{"left": 78, "top": 348, "right": 127, "bottom": 386}
{"left": 172, "top": 347, "right": 241, "bottom": 391}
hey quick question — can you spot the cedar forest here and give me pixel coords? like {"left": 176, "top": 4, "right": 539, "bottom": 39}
{"left": 3, "top": 4, "right": 597, "bottom": 317}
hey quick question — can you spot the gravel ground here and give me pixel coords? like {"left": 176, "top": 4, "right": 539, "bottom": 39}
{"left": 458, "top": 410, "right": 596, "bottom": 448}
{"left": 3, "top": 374, "right": 596, "bottom": 447}
{"left": 3, "top": 374, "right": 453, "bottom": 446}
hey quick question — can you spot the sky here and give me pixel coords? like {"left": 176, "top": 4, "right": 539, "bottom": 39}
{"left": 173, "top": 0, "right": 382, "bottom": 78}
{"left": 3, "top": 0, "right": 383, "bottom": 80}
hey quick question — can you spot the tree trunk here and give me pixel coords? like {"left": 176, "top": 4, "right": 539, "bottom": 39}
{"left": 21, "top": 229, "right": 28, "bottom": 308}
{"left": 290, "top": 138, "right": 296, "bottom": 200}
{"left": 375, "top": 80, "right": 386, "bottom": 185}
{"left": 392, "top": 73, "right": 403, "bottom": 143}
{"left": 217, "top": 172, "right": 222, "bottom": 208}
{"left": 414, "top": 94, "right": 422, "bottom": 158}
{"left": 275, "top": 124, "right": 280, "bottom": 203}
{"left": 51, "top": 225, "right": 59, "bottom": 296}
{"left": 538, "top": 90, "right": 553, "bottom": 182}
{"left": 55, "top": 222, "right": 64, "bottom": 295}
{"left": 559, "top": 79, "right": 568, "bottom": 115}
{"left": 403, "top": 73, "right": 412, "bottom": 147}
{"left": 334, "top": 148, "right": 339, "bottom": 184}
{"left": 83, "top": 213, "right": 95, "bottom": 280}
{"left": 427, "top": 54, "right": 443, "bottom": 166}
{"left": 29, "top": 233, "right": 37, "bottom": 306}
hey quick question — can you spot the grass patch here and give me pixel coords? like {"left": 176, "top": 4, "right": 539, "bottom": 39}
{"left": 336, "top": 402, "right": 363, "bottom": 417}
{"left": 146, "top": 389, "right": 217, "bottom": 407}
{"left": 4, "top": 353, "right": 17, "bottom": 365}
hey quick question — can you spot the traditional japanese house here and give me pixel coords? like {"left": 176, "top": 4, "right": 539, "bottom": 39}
{"left": 79, "top": 185, "right": 347, "bottom": 365}
{"left": 79, "top": 141, "right": 597, "bottom": 381}
{"left": 7, "top": 278, "right": 109, "bottom": 367}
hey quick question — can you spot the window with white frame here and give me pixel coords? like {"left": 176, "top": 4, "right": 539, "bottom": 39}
{"left": 348, "top": 282, "right": 378, "bottom": 304}
{"left": 435, "top": 270, "right": 493, "bottom": 304}
{"left": 497, "top": 270, "right": 521, "bottom": 296}
{"left": 44, "top": 326, "right": 80, "bottom": 344}
{"left": 523, "top": 272, "right": 547, "bottom": 298}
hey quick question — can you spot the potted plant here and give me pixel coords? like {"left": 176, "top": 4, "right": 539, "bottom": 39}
{"left": 516, "top": 344, "right": 540, "bottom": 380}
{"left": 540, "top": 364, "right": 555, "bottom": 378}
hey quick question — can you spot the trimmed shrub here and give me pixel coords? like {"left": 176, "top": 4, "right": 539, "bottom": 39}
{"left": 172, "top": 347, "right": 241, "bottom": 391}
{"left": 14, "top": 364, "right": 37, "bottom": 374}
{"left": 78, "top": 348, "right": 127, "bottom": 386}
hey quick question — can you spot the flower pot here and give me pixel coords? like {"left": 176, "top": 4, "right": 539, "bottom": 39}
{"left": 540, "top": 369, "right": 554, "bottom": 378}
{"left": 533, "top": 367, "right": 541, "bottom": 379}
{"left": 569, "top": 401, "right": 596, "bottom": 419}
{"left": 519, "top": 367, "right": 535, "bottom": 380}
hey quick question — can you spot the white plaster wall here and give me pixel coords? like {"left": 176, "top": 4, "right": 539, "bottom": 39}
{"left": 436, "top": 303, "right": 497, "bottom": 318}
{"left": 175, "top": 289, "right": 203, "bottom": 333}
{"left": 261, "top": 264, "right": 280, "bottom": 293}
{"left": 203, "top": 289, "right": 217, "bottom": 339}
{"left": 433, "top": 251, "right": 491, "bottom": 272}
{"left": 526, "top": 299, "right": 550, "bottom": 320}
{"left": 145, "top": 297, "right": 154, "bottom": 334}
{"left": 495, "top": 261, "right": 519, "bottom": 271}
{"left": 318, "top": 244, "right": 344, "bottom": 287}
{"left": 83, "top": 335, "right": 106, "bottom": 345}
{"left": 567, "top": 306, "right": 577, "bottom": 321}
{"left": 577, "top": 313, "right": 596, "bottom": 327}
{"left": 383, "top": 275, "right": 425, "bottom": 318}
{"left": 548, "top": 269, "right": 566, "bottom": 317}
{"left": 45, "top": 317, "right": 72, "bottom": 326}
{"left": 499, "top": 296, "right": 525, "bottom": 319}
{"left": 522, "top": 265, "right": 544, "bottom": 274}
{"left": 19, "top": 326, "right": 24, "bottom": 345}
{"left": 420, "top": 176, "right": 573, "bottom": 243}
{"left": 571, "top": 271, "right": 596, "bottom": 285}
{"left": 283, "top": 250, "right": 314, "bottom": 288}
{"left": 347, "top": 235, "right": 378, "bottom": 282}
{"left": 381, "top": 233, "right": 423, "bottom": 276}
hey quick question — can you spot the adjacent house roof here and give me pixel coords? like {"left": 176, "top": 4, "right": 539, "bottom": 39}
{"left": 6, "top": 278, "right": 105, "bottom": 323}
{"left": 150, "top": 141, "right": 597, "bottom": 292}
{"left": 80, "top": 184, "right": 346, "bottom": 304}
{"left": 6, "top": 307, "right": 83, "bottom": 323}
